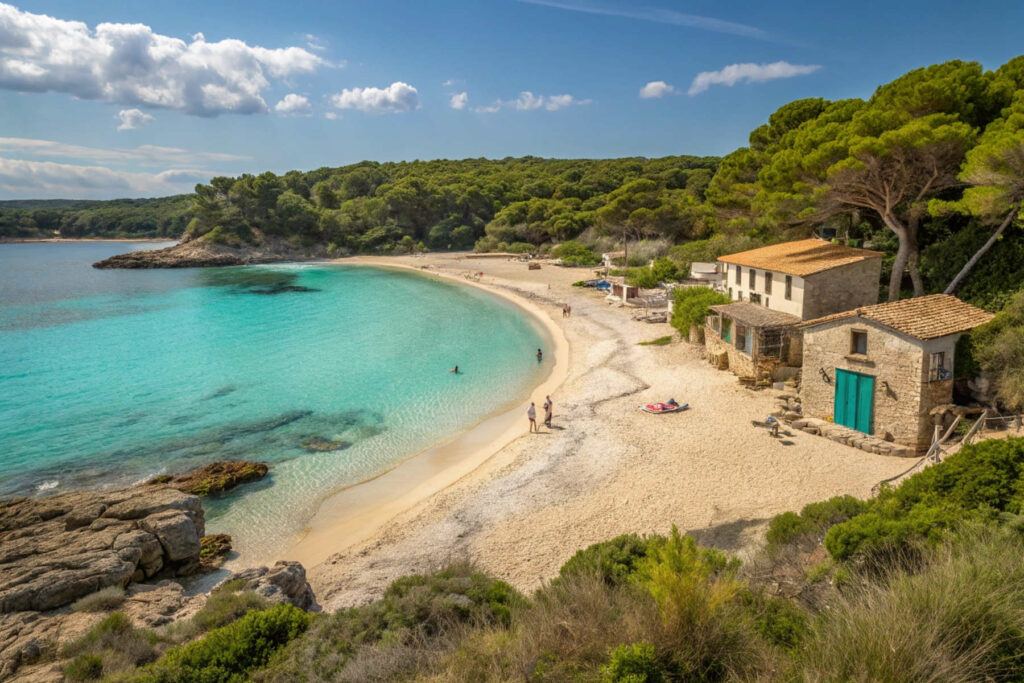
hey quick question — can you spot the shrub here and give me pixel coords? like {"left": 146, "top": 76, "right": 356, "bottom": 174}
{"left": 638, "top": 336, "right": 673, "bottom": 346}
{"left": 738, "top": 590, "right": 807, "bottom": 651}
{"left": 137, "top": 603, "right": 311, "bottom": 682}
{"left": 626, "top": 258, "right": 681, "bottom": 288}
{"left": 62, "top": 612, "right": 161, "bottom": 678}
{"left": 602, "top": 642, "right": 664, "bottom": 682}
{"left": 669, "top": 287, "right": 730, "bottom": 334}
{"left": 765, "top": 495, "right": 869, "bottom": 550}
{"left": 552, "top": 240, "right": 600, "bottom": 266}
{"left": 192, "top": 587, "right": 269, "bottom": 631}
{"left": 557, "top": 534, "right": 663, "bottom": 587}
{"left": 507, "top": 241, "right": 535, "bottom": 254}
{"left": 823, "top": 438, "right": 1024, "bottom": 560}
{"left": 65, "top": 654, "right": 104, "bottom": 681}
{"left": 72, "top": 586, "right": 126, "bottom": 613}
{"left": 802, "top": 527, "right": 1024, "bottom": 681}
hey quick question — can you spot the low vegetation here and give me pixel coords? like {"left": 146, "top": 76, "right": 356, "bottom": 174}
{"left": 638, "top": 336, "right": 673, "bottom": 346}
{"left": 670, "top": 287, "right": 731, "bottom": 335}
{"left": 56, "top": 436, "right": 1024, "bottom": 682}
{"left": 71, "top": 586, "right": 126, "bottom": 613}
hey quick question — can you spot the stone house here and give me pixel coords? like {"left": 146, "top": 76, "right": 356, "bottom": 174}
{"left": 703, "top": 238, "right": 884, "bottom": 381}
{"left": 717, "top": 238, "right": 883, "bottom": 319}
{"left": 799, "top": 294, "right": 993, "bottom": 453}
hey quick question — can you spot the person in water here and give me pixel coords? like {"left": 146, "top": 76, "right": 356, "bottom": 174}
{"left": 536, "top": 348, "right": 543, "bottom": 361}
{"left": 448, "top": 365, "right": 459, "bottom": 373}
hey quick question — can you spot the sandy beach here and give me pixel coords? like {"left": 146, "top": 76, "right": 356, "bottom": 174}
{"left": 293, "top": 254, "right": 911, "bottom": 609}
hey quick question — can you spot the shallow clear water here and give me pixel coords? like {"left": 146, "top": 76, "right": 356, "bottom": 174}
{"left": 0, "top": 242, "right": 549, "bottom": 560}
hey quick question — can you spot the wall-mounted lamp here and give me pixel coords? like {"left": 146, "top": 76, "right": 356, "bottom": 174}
{"left": 882, "top": 380, "right": 897, "bottom": 399}
{"left": 819, "top": 367, "right": 832, "bottom": 384}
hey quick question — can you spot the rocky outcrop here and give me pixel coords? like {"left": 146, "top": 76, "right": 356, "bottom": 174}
{"left": 0, "top": 487, "right": 205, "bottom": 614}
{"left": 92, "top": 235, "right": 327, "bottom": 269}
{"left": 225, "top": 561, "right": 319, "bottom": 612}
{"left": 148, "top": 460, "right": 269, "bottom": 496}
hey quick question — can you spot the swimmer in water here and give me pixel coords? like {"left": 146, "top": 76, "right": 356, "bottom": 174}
{"left": 536, "top": 348, "right": 543, "bottom": 361}
{"left": 449, "top": 365, "right": 459, "bottom": 373}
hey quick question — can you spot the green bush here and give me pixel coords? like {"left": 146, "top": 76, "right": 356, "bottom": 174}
{"left": 552, "top": 240, "right": 601, "bottom": 266}
{"left": 62, "top": 612, "right": 161, "bottom": 678}
{"left": 192, "top": 587, "right": 269, "bottom": 631}
{"left": 638, "top": 336, "right": 673, "bottom": 346}
{"left": 669, "top": 287, "right": 730, "bottom": 334}
{"left": 824, "top": 438, "right": 1024, "bottom": 560}
{"left": 507, "top": 241, "right": 535, "bottom": 254}
{"left": 72, "top": 586, "right": 126, "bottom": 613}
{"left": 65, "top": 654, "right": 104, "bottom": 681}
{"left": 765, "top": 495, "right": 870, "bottom": 549}
{"left": 602, "top": 642, "right": 664, "bottom": 682}
{"left": 557, "top": 534, "right": 664, "bottom": 587}
{"left": 739, "top": 590, "right": 807, "bottom": 651}
{"left": 135, "top": 603, "right": 311, "bottom": 683}
{"left": 626, "top": 258, "right": 681, "bottom": 287}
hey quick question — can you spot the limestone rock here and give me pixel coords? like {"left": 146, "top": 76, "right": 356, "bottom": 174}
{"left": 0, "top": 487, "right": 205, "bottom": 614}
{"left": 225, "top": 561, "right": 318, "bottom": 612}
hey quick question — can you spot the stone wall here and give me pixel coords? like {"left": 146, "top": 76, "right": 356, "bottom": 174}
{"left": 801, "top": 318, "right": 948, "bottom": 452}
{"left": 705, "top": 326, "right": 756, "bottom": 378}
{"left": 802, "top": 258, "right": 883, "bottom": 320}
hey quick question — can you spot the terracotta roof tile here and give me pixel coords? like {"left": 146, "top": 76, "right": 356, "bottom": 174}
{"left": 799, "top": 294, "right": 994, "bottom": 340}
{"left": 717, "top": 239, "right": 884, "bottom": 277}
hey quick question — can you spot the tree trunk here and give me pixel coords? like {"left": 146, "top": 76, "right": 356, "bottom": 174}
{"left": 944, "top": 205, "right": 1020, "bottom": 295}
{"left": 906, "top": 214, "right": 924, "bottom": 298}
{"left": 883, "top": 216, "right": 911, "bottom": 302}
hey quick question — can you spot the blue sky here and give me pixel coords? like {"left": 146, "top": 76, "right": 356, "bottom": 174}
{"left": 2, "top": 0, "right": 1024, "bottom": 199}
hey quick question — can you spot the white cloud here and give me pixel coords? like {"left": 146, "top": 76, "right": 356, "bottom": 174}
{"left": 449, "top": 91, "right": 468, "bottom": 110}
{"left": 303, "top": 33, "right": 326, "bottom": 52}
{"left": 0, "top": 137, "right": 249, "bottom": 166}
{"left": 688, "top": 61, "right": 821, "bottom": 95}
{"left": 273, "top": 93, "right": 312, "bottom": 116}
{"left": 329, "top": 81, "right": 419, "bottom": 113}
{"left": 323, "top": 111, "right": 339, "bottom": 120}
{"left": 0, "top": 2, "right": 328, "bottom": 116}
{"left": 116, "top": 108, "right": 154, "bottom": 130}
{"left": 0, "top": 156, "right": 213, "bottom": 197}
{"left": 474, "top": 91, "right": 590, "bottom": 113}
{"left": 639, "top": 80, "right": 675, "bottom": 99}
{"left": 516, "top": 0, "right": 769, "bottom": 40}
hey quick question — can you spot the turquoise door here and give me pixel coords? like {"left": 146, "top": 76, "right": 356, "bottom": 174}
{"left": 834, "top": 369, "right": 875, "bottom": 434}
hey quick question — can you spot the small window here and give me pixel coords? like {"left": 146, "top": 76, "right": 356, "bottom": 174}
{"left": 785, "top": 275, "right": 792, "bottom": 300}
{"left": 749, "top": 268, "right": 755, "bottom": 289}
{"left": 929, "top": 352, "right": 950, "bottom": 381}
{"left": 735, "top": 324, "right": 747, "bottom": 352}
{"left": 765, "top": 272, "right": 773, "bottom": 295}
{"left": 764, "top": 297, "right": 770, "bottom": 308}
{"left": 749, "top": 293, "right": 762, "bottom": 304}
{"left": 735, "top": 266, "right": 742, "bottom": 284}
{"left": 728, "top": 287, "right": 733, "bottom": 300}
{"left": 851, "top": 330, "right": 867, "bottom": 355}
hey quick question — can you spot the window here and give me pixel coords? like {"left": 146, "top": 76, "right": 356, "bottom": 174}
{"left": 735, "top": 266, "right": 742, "bottom": 284}
{"left": 929, "top": 352, "right": 951, "bottom": 381}
{"left": 749, "top": 293, "right": 762, "bottom": 305}
{"left": 749, "top": 268, "right": 755, "bottom": 289}
{"left": 709, "top": 315, "right": 721, "bottom": 335}
{"left": 764, "top": 297, "right": 770, "bottom": 308}
{"left": 785, "top": 275, "right": 792, "bottom": 300}
{"left": 765, "top": 272, "right": 773, "bottom": 295}
{"left": 728, "top": 287, "right": 733, "bottom": 300}
{"left": 851, "top": 330, "right": 867, "bottom": 355}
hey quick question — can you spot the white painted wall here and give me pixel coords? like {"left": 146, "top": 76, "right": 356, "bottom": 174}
{"left": 720, "top": 263, "right": 805, "bottom": 317}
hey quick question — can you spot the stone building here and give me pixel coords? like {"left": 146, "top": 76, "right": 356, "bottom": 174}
{"left": 717, "top": 238, "right": 883, "bottom": 319}
{"left": 703, "top": 238, "right": 883, "bottom": 381}
{"left": 799, "top": 294, "right": 993, "bottom": 453}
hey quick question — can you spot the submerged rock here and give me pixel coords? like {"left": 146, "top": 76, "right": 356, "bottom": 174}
{"left": 198, "top": 534, "right": 233, "bottom": 571}
{"left": 148, "top": 461, "right": 269, "bottom": 496}
{"left": 300, "top": 436, "right": 350, "bottom": 452}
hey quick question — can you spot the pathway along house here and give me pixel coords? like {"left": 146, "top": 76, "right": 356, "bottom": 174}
{"left": 799, "top": 294, "right": 993, "bottom": 453}
{"left": 704, "top": 239, "right": 884, "bottom": 381}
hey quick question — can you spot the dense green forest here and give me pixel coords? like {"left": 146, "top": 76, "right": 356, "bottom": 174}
{"left": 56, "top": 437, "right": 1024, "bottom": 681}
{"left": 0, "top": 196, "right": 192, "bottom": 239}
{"left": 6, "top": 56, "right": 1024, "bottom": 311}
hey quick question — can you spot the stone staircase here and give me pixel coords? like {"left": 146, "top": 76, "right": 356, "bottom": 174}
{"left": 773, "top": 391, "right": 915, "bottom": 458}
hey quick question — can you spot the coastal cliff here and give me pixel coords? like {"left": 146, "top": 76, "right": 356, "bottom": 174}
{"left": 92, "top": 234, "right": 327, "bottom": 269}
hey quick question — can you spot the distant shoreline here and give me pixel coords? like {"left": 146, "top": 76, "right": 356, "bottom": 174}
{"left": 0, "top": 237, "right": 177, "bottom": 243}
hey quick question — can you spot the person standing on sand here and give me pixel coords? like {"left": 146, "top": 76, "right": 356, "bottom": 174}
{"left": 562, "top": 305, "right": 568, "bottom": 318}
{"left": 527, "top": 402, "right": 538, "bottom": 432}
{"left": 567, "top": 304, "right": 571, "bottom": 317}
{"left": 543, "top": 395, "right": 553, "bottom": 427}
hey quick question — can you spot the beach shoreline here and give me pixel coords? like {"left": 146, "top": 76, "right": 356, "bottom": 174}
{"left": 280, "top": 257, "right": 570, "bottom": 569}
{"left": 0, "top": 237, "right": 177, "bottom": 243}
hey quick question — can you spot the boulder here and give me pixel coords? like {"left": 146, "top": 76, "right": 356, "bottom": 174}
{"left": 225, "top": 561, "right": 318, "bottom": 612}
{"left": 0, "top": 487, "right": 205, "bottom": 614}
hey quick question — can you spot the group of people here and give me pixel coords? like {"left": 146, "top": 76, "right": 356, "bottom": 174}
{"left": 527, "top": 395, "right": 554, "bottom": 432}
{"left": 561, "top": 304, "right": 572, "bottom": 318}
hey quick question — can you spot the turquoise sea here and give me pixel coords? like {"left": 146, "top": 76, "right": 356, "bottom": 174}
{"left": 0, "top": 242, "right": 549, "bottom": 560}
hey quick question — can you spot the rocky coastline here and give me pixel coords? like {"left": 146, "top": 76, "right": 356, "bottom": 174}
{"left": 91, "top": 234, "right": 327, "bottom": 269}
{"left": 0, "top": 461, "right": 317, "bottom": 680}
